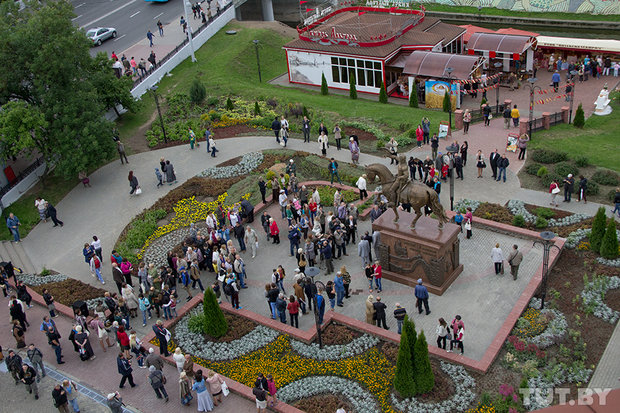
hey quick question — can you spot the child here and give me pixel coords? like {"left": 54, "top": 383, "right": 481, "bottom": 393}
{"left": 266, "top": 374, "right": 278, "bottom": 407}
{"left": 155, "top": 168, "right": 163, "bottom": 187}
{"left": 454, "top": 211, "right": 463, "bottom": 233}
{"left": 169, "top": 296, "right": 178, "bottom": 318}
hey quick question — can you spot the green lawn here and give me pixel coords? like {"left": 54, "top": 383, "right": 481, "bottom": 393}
{"left": 528, "top": 102, "right": 620, "bottom": 172}
{"left": 120, "top": 21, "right": 450, "bottom": 141}
{"left": 423, "top": 4, "right": 620, "bottom": 22}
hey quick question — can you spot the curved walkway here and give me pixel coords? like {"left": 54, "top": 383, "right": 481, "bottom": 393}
{"left": 22, "top": 128, "right": 610, "bottom": 280}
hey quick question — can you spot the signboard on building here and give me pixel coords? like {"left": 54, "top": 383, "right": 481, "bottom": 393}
{"left": 365, "top": 0, "right": 412, "bottom": 7}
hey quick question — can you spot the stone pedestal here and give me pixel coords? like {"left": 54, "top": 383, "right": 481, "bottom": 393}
{"left": 372, "top": 209, "right": 463, "bottom": 296}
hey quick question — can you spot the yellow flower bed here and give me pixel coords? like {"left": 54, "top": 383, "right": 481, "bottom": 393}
{"left": 513, "top": 307, "right": 546, "bottom": 340}
{"left": 193, "top": 335, "right": 399, "bottom": 412}
{"left": 466, "top": 403, "right": 496, "bottom": 413}
{"left": 138, "top": 193, "right": 249, "bottom": 259}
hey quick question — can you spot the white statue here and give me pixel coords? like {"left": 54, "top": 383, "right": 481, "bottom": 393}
{"left": 594, "top": 85, "right": 612, "bottom": 116}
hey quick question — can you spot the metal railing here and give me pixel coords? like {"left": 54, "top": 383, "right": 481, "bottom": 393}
{"left": 131, "top": 2, "right": 233, "bottom": 89}
{"left": 468, "top": 104, "right": 500, "bottom": 123}
{"left": 529, "top": 111, "right": 564, "bottom": 133}
{"left": 0, "top": 156, "right": 45, "bottom": 199}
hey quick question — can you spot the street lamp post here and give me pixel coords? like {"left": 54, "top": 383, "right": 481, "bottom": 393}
{"left": 493, "top": 62, "right": 503, "bottom": 114}
{"left": 150, "top": 85, "right": 168, "bottom": 143}
{"left": 253, "top": 40, "right": 262, "bottom": 83}
{"left": 444, "top": 67, "right": 455, "bottom": 130}
{"left": 533, "top": 231, "right": 560, "bottom": 309}
{"left": 183, "top": 1, "right": 197, "bottom": 62}
{"left": 568, "top": 70, "right": 578, "bottom": 124}
{"left": 525, "top": 77, "right": 541, "bottom": 139}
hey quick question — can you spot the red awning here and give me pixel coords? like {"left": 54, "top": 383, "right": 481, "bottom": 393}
{"left": 467, "top": 33, "right": 537, "bottom": 54}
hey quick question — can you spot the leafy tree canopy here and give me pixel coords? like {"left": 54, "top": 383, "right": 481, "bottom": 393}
{"left": 0, "top": 0, "right": 136, "bottom": 179}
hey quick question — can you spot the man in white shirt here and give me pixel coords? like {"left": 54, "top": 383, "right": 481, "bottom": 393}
{"left": 278, "top": 190, "right": 288, "bottom": 219}
{"left": 35, "top": 198, "right": 48, "bottom": 222}
{"left": 356, "top": 174, "right": 368, "bottom": 200}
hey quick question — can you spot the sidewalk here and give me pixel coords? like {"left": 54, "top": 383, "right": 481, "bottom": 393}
{"left": 588, "top": 319, "right": 620, "bottom": 391}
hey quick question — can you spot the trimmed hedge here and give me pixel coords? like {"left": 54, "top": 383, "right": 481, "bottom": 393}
{"left": 531, "top": 149, "right": 568, "bottom": 164}
{"left": 554, "top": 162, "right": 579, "bottom": 179}
{"left": 525, "top": 163, "right": 542, "bottom": 176}
{"left": 591, "top": 169, "right": 619, "bottom": 186}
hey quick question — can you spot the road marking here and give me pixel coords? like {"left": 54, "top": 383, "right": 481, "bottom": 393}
{"left": 113, "top": 34, "right": 126, "bottom": 42}
{"left": 71, "top": 14, "right": 83, "bottom": 21}
{"left": 75, "top": 2, "right": 85, "bottom": 8}
{"left": 80, "top": 0, "right": 138, "bottom": 28}
{"left": 130, "top": 11, "right": 140, "bottom": 18}
{"left": 153, "top": 12, "right": 163, "bottom": 20}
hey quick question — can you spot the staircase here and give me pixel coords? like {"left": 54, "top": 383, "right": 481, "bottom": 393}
{"left": 0, "top": 241, "right": 37, "bottom": 274}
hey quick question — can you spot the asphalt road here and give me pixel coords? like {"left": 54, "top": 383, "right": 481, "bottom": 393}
{"left": 70, "top": 0, "right": 186, "bottom": 57}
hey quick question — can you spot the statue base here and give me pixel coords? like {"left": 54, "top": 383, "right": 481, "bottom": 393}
{"left": 372, "top": 209, "right": 463, "bottom": 296}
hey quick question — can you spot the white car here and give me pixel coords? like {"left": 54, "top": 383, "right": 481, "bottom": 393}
{"left": 86, "top": 27, "right": 117, "bottom": 46}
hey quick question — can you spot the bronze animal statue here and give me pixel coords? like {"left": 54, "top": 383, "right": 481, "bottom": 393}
{"left": 365, "top": 162, "right": 449, "bottom": 229}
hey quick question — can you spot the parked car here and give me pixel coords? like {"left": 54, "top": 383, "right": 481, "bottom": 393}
{"left": 86, "top": 27, "right": 117, "bottom": 46}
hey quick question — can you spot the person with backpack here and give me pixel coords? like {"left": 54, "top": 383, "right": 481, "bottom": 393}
{"left": 148, "top": 365, "right": 169, "bottom": 402}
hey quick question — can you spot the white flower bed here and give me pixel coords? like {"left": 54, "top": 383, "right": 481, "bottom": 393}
{"left": 453, "top": 199, "right": 481, "bottom": 213}
{"left": 596, "top": 256, "right": 620, "bottom": 267}
{"left": 391, "top": 361, "right": 476, "bottom": 413}
{"left": 525, "top": 364, "right": 592, "bottom": 411}
{"left": 142, "top": 227, "right": 192, "bottom": 268}
{"left": 290, "top": 334, "right": 379, "bottom": 361}
{"left": 527, "top": 298, "right": 567, "bottom": 349}
{"left": 507, "top": 200, "right": 589, "bottom": 227}
{"left": 17, "top": 273, "right": 68, "bottom": 286}
{"left": 565, "top": 228, "right": 591, "bottom": 249}
{"left": 580, "top": 276, "right": 620, "bottom": 324}
{"left": 279, "top": 376, "right": 380, "bottom": 412}
{"left": 174, "top": 305, "right": 279, "bottom": 361}
{"left": 197, "top": 151, "right": 263, "bottom": 178}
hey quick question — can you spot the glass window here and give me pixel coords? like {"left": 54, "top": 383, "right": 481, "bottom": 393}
{"left": 340, "top": 58, "right": 347, "bottom": 65}
{"left": 357, "top": 68, "right": 366, "bottom": 86}
{"left": 332, "top": 65, "right": 340, "bottom": 83}
{"left": 357, "top": 60, "right": 364, "bottom": 68}
{"left": 366, "top": 61, "right": 373, "bottom": 69}
{"left": 366, "top": 69, "right": 374, "bottom": 87}
{"left": 348, "top": 59, "right": 354, "bottom": 66}
{"left": 349, "top": 69, "right": 356, "bottom": 84}
{"left": 332, "top": 57, "right": 338, "bottom": 65}
{"left": 341, "top": 66, "right": 348, "bottom": 83}
{"left": 374, "top": 62, "right": 381, "bottom": 70}
{"left": 375, "top": 71, "right": 382, "bottom": 87}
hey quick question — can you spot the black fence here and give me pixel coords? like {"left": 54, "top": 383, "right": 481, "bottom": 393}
{"left": 131, "top": 2, "right": 233, "bottom": 89}
{"left": 0, "top": 156, "right": 45, "bottom": 200}
{"left": 529, "top": 111, "right": 564, "bottom": 133}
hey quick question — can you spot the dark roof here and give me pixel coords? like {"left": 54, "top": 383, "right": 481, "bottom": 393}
{"left": 467, "top": 33, "right": 536, "bottom": 54}
{"left": 401, "top": 51, "right": 484, "bottom": 79}
{"left": 285, "top": 13, "right": 464, "bottom": 59}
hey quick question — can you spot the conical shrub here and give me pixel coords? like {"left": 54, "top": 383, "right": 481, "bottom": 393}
{"left": 203, "top": 288, "right": 228, "bottom": 338}
{"left": 590, "top": 207, "right": 607, "bottom": 253}
{"left": 413, "top": 330, "right": 435, "bottom": 395}
{"left": 600, "top": 219, "right": 619, "bottom": 259}
{"left": 394, "top": 320, "right": 416, "bottom": 397}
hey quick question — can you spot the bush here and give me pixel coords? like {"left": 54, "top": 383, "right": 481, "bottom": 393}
{"left": 531, "top": 149, "right": 568, "bottom": 164}
{"left": 512, "top": 215, "right": 526, "bottom": 227}
{"left": 537, "top": 166, "right": 549, "bottom": 177}
{"left": 206, "top": 96, "right": 219, "bottom": 106}
{"left": 394, "top": 318, "right": 416, "bottom": 397}
{"left": 409, "top": 83, "right": 418, "bottom": 108}
{"left": 525, "top": 163, "right": 542, "bottom": 176}
{"left": 590, "top": 207, "right": 607, "bottom": 253}
{"left": 321, "top": 73, "right": 328, "bottom": 95}
{"left": 189, "top": 79, "right": 206, "bottom": 104}
{"left": 573, "top": 103, "right": 585, "bottom": 128}
{"left": 254, "top": 102, "right": 261, "bottom": 116}
{"left": 203, "top": 288, "right": 228, "bottom": 338}
{"left": 591, "top": 169, "right": 620, "bottom": 186}
{"left": 574, "top": 155, "right": 589, "bottom": 167}
{"left": 226, "top": 97, "right": 234, "bottom": 111}
{"left": 554, "top": 162, "right": 579, "bottom": 178}
{"left": 188, "top": 313, "right": 206, "bottom": 333}
{"left": 600, "top": 219, "right": 619, "bottom": 259}
{"left": 116, "top": 209, "right": 167, "bottom": 264}
{"left": 379, "top": 80, "right": 387, "bottom": 104}
{"left": 534, "top": 207, "right": 555, "bottom": 219}
{"left": 541, "top": 173, "right": 562, "bottom": 189}
{"left": 349, "top": 70, "right": 357, "bottom": 100}
{"left": 535, "top": 216, "right": 548, "bottom": 229}
{"left": 580, "top": 180, "right": 599, "bottom": 196}
{"left": 413, "top": 330, "right": 434, "bottom": 395}
{"left": 608, "top": 189, "right": 618, "bottom": 202}
{"left": 442, "top": 90, "right": 451, "bottom": 112}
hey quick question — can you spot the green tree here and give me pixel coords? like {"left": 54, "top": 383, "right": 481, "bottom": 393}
{"left": 203, "top": 288, "right": 228, "bottom": 338}
{"left": 189, "top": 79, "right": 206, "bottom": 105}
{"left": 403, "top": 316, "right": 417, "bottom": 362}
{"left": 413, "top": 330, "right": 435, "bottom": 395}
{"left": 443, "top": 90, "right": 451, "bottom": 112}
{"left": 394, "top": 322, "right": 416, "bottom": 397}
{"left": 409, "top": 82, "right": 418, "bottom": 108}
{"left": 254, "top": 101, "right": 261, "bottom": 116}
{"left": 590, "top": 207, "right": 607, "bottom": 253}
{"left": 573, "top": 103, "right": 585, "bottom": 128}
{"left": 600, "top": 219, "right": 619, "bottom": 259}
{"left": 379, "top": 80, "right": 388, "bottom": 104}
{"left": 349, "top": 70, "right": 357, "bottom": 100}
{"left": 321, "top": 73, "right": 329, "bottom": 95}
{"left": 0, "top": 0, "right": 135, "bottom": 179}
{"left": 226, "top": 97, "right": 234, "bottom": 110}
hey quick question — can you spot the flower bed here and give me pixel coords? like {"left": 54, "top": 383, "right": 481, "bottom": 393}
{"left": 507, "top": 200, "right": 590, "bottom": 227}
{"left": 27, "top": 278, "right": 107, "bottom": 310}
{"left": 17, "top": 273, "right": 68, "bottom": 286}
{"left": 320, "top": 322, "right": 361, "bottom": 346}
{"left": 580, "top": 275, "right": 620, "bottom": 323}
{"left": 197, "top": 152, "right": 264, "bottom": 179}
{"left": 169, "top": 306, "right": 477, "bottom": 412}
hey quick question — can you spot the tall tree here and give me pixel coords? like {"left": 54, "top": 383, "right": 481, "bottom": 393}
{"left": 349, "top": 70, "right": 357, "bottom": 100}
{"left": 394, "top": 322, "right": 416, "bottom": 397}
{"left": 321, "top": 73, "right": 329, "bottom": 95}
{"left": 590, "top": 207, "right": 607, "bottom": 253}
{"left": 0, "top": 0, "right": 135, "bottom": 179}
{"left": 600, "top": 219, "right": 619, "bottom": 259}
{"left": 412, "top": 330, "right": 435, "bottom": 394}
{"left": 203, "top": 288, "right": 228, "bottom": 338}
{"left": 409, "top": 82, "right": 418, "bottom": 108}
{"left": 379, "top": 80, "right": 388, "bottom": 104}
